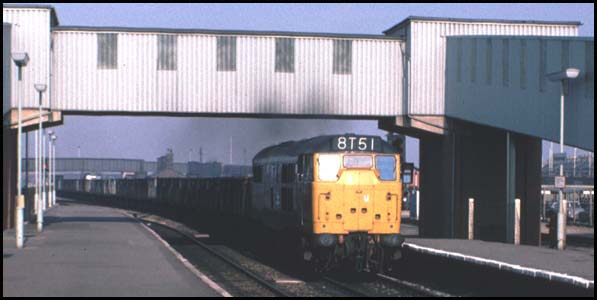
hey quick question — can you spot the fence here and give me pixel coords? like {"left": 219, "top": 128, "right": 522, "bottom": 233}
{"left": 541, "top": 186, "right": 594, "bottom": 226}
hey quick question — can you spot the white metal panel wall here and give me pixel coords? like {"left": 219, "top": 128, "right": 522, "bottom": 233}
{"left": 3, "top": 8, "right": 52, "bottom": 109}
{"left": 3, "top": 24, "right": 11, "bottom": 117}
{"left": 52, "top": 30, "right": 403, "bottom": 116}
{"left": 445, "top": 36, "right": 593, "bottom": 151}
{"left": 407, "top": 20, "right": 578, "bottom": 115}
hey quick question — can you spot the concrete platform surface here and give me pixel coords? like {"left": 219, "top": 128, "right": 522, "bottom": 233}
{"left": 404, "top": 237, "right": 594, "bottom": 289}
{"left": 3, "top": 199, "right": 222, "bottom": 297}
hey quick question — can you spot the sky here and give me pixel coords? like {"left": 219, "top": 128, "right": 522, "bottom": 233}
{"left": 19, "top": 3, "right": 595, "bottom": 166}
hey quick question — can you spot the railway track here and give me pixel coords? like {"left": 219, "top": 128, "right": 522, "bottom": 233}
{"left": 137, "top": 217, "right": 376, "bottom": 297}
{"left": 320, "top": 276, "right": 376, "bottom": 297}
{"left": 140, "top": 219, "right": 293, "bottom": 297}
{"left": 318, "top": 271, "right": 453, "bottom": 297}
{"left": 138, "top": 216, "right": 453, "bottom": 297}
{"left": 375, "top": 273, "right": 454, "bottom": 297}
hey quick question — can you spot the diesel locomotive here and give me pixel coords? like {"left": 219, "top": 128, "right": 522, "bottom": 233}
{"left": 59, "top": 134, "right": 406, "bottom": 272}
{"left": 249, "top": 134, "right": 404, "bottom": 272}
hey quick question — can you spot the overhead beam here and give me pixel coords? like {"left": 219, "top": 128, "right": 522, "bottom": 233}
{"left": 5, "top": 109, "right": 63, "bottom": 131}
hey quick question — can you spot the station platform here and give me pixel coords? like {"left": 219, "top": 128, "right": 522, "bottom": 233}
{"left": 3, "top": 198, "right": 223, "bottom": 297}
{"left": 401, "top": 224, "right": 594, "bottom": 290}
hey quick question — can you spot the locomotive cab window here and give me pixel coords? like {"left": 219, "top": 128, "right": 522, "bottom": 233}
{"left": 317, "top": 154, "right": 341, "bottom": 181}
{"left": 376, "top": 155, "right": 397, "bottom": 181}
{"left": 343, "top": 155, "right": 372, "bottom": 168}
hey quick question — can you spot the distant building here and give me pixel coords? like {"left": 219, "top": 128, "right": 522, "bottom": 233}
{"left": 144, "top": 161, "right": 187, "bottom": 177}
{"left": 542, "top": 153, "right": 594, "bottom": 185}
{"left": 153, "top": 148, "right": 184, "bottom": 178}
{"left": 187, "top": 161, "right": 222, "bottom": 178}
{"left": 542, "top": 153, "right": 594, "bottom": 178}
{"left": 29, "top": 156, "right": 188, "bottom": 180}
{"left": 157, "top": 148, "right": 175, "bottom": 173}
{"left": 153, "top": 169, "right": 184, "bottom": 178}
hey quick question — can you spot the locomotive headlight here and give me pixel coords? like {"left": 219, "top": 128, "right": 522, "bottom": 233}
{"left": 314, "top": 234, "right": 337, "bottom": 247}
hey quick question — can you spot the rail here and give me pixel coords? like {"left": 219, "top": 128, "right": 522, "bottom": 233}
{"left": 138, "top": 219, "right": 292, "bottom": 297}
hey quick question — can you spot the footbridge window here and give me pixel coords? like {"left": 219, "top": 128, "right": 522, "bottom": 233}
{"left": 158, "top": 35, "right": 177, "bottom": 70}
{"left": 333, "top": 39, "right": 352, "bottom": 74}
{"left": 217, "top": 36, "right": 237, "bottom": 71}
{"left": 97, "top": 33, "right": 118, "bottom": 69}
{"left": 275, "top": 38, "right": 295, "bottom": 73}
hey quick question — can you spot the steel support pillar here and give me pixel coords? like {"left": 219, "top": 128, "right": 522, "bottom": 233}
{"left": 416, "top": 120, "right": 541, "bottom": 244}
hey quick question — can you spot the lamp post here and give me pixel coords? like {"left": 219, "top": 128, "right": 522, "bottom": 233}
{"left": 546, "top": 68, "right": 580, "bottom": 250}
{"left": 43, "top": 125, "right": 46, "bottom": 211}
{"left": 51, "top": 133, "right": 57, "bottom": 207}
{"left": 78, "top": 145, "right": 82, "bottom": 183}
{"left": 47, "top": 131, "right": 54, "bottom": 208}
{"left": 47, "top": 132, "right": 51, "bottom": 208}
{"left": 35, "top": 84, "right": 47, "bottom": 232}
{"left": 12, "top": 52, "right": 29, "bottom": 249}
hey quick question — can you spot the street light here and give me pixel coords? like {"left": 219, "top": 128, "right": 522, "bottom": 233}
{"left": 47, "top": 131, "right": 54, "bottom": 208}
{"left": 50, "top": 132, "right": 57, "bottom": 207}
{"left": 546, "top": 67, "right": 580, "bottom": 250}
{"left": 48, "top": 130, "right": 56, "bottom": 207}
{"left": 35, "top": 83, "right": 47, "bottom": 232}
{"left": 546, "top": 68, "right": 581, "bottom": 82}
{"left": 12, "top": 52, "right": 29, "bottom": 249}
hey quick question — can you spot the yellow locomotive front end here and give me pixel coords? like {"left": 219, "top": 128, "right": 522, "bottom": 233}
{"left": 306, "top": 136, "right": 404, "bottom": 272}
{"left": 313, "top": 153, "right": 402, "bottom": 236}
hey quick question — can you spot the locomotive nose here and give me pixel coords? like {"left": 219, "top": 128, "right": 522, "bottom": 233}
{"left": 342, "top": 187, "right": 375, "bottom": 232}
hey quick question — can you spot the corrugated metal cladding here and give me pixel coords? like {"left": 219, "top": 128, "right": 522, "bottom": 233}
{"left": 396, "top": 20, "right": 579, "bottom": 115}
{"left": 445, "top": 36, "right": 594, "bottom": 151}
{"left": 3, "top": 23, "right": 10, "bottom": 117}
{"left": 3, "top": 8, "right": 53, "bottom": 110}
{"left": 51, "top": 30, "right": 403, "bottom": 116}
